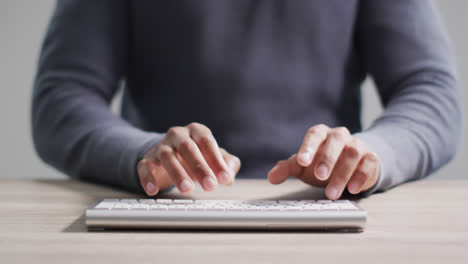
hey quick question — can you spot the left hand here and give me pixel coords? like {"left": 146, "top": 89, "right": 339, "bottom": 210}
{"left": 268, "top": 124, "right": 379, "bottom": 200}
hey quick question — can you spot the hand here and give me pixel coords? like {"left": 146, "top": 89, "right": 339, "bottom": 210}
{"left": 137, "top": 122, "right": 241, "bottom": 196}
{"left": 268, "top": 124, "right": 379, "bottom": 200}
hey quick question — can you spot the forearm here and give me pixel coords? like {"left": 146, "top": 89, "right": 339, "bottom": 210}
{"left": 32, "top": 81, "right": 164, "bottom": 193}
{"left": 356, "top": 70, "right": 462, "bottom": 194}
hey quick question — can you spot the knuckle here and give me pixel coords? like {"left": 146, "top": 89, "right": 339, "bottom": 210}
{"left": 196, "top": 135, "right": 212, "bottom": 146}
{"left": 193, "top": 162, "right": 209, "bottom": 177}
{"left": 188, "top": 122, "right": 210, "bottom": 133}
{"left": 335, "top": 127, "right": 350, "bottom": 136}
{"left": 315, "top": 124, "right": 329, "bottom": 131}
{"left": 355, "top": 164, "right": 372, "bottom": 177}
{"left": 307, "top": 127, "right": 317, "bottom": 134}
{"left": 308, "top": 124, "right": 328, "bottom": 134}
{"left": 354, "top": 167, "right": 369, "bottom": 179}
{"left": 329, "top": 127, "right": 349, "bottom": 141}
{"left": 349, "top": 137, "right": 361, "bottom": 148}
{"left": 345, "top": 145, "right": 361, "bottom": 159}
{"left": 187, "top": 122, "right": 199, "bottom": 129}
{"left": 158, "top": 146, "right": 173, "bottom": 160}
{"left": 167, "top": 126, "right": 183, "bottom": 137}
{"left": 328, "top": 133, "right": 342, "bottom": 141}
{"left": 193, "top": 162, "right": 204, "bottom": 170}
{"left": 178, "top": 139, "right": 193, "bottom": 152}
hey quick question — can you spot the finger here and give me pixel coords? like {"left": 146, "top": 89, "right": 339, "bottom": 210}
{"left": 166, "top": 126, "right": 218, "bottom": 191}
{"left": 361, "top": 166, "right": 379, "bottom": 192}
{"left": 268, "top": 154, "right": 304, "bottom": 184}
{"left": 296, "top": 163, "right": 328, "bottom": 187}
{"left": 175, "top": 151, "right": 197, "bottom": 184}
{"left": 268, "top": 160, "right": 290, "bottom": 185}
{"left": 325, "top": 141, "right": 362, "bottom": 200}
{"left": 313, "top": 127, "right": 350, "bottom": 181}
{"left": 347, "top": 153, "right": 378, "bottom": 194}
{"left": 188, "top": 123, "right": 232, "bottom": 185}
{"left": 220, "top": 148, "right": 241, "bottom": 185}
{"left": 157, "top": 144, "right": 195, "bottom": 194}
{"left": 297, "top": 124, "right": 329, "bottom": 167}
{"left": 348, "top": 153, "right": 379, "bottom": 194}
{"left": 137, "top": 159, "right": 159, "bottom": 196}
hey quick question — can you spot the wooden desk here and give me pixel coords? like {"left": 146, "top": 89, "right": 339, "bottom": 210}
{"left": 0, "top": 179, "right": 467, "bottom": 264}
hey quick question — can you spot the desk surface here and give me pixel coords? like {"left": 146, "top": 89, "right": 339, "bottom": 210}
{"left": 0, "top": 178, "right": 467, "bottom": 264}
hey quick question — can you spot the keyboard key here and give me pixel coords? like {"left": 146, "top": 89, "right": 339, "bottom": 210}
{"left": 120, "top": 199, "right": 138, "bottom": 204}
{"left": 149, "top": 205, "right": 168, "bottom": 211}
{"left": 338, "top": 204, "right": 358, "bottom": 211}
{"left": 333, "top": 200, "right": 350, "bottom": 203}
{"left": 167, "top": 205, "right": 187, "bottom": 211}
{"left": 130, "top": 204, "right": 148, "bottom": 210}
{"left": 156, "top": 199, "right": 173, "bottom": 204}
{"left": 173, "top": 199, "right": 194, "bottom": 204}
{"left": 278, "top": 200, "right": 299, "bottom": 205}
{"left": 139, "top": 199, "right": 156, "bottom": 204}
{"left": 111, "top": 204, "right": 130, "bottom": 210}
{"left": 226, "top": 207, "right": 244, "bottom": 212}
{"left": 320, "top": 204, "right": 340, "bottom": 211}
{"left": 248, "top": 200, "right": 277, "bottom": 205}
{"left": 94, "top": 202, "right": 114, "bottom": 210}
{"left": 187, "top": 205, "right": 206, "bottom": 211}
{"left": 282, "top": 206, "right": 303, "bottom": 211}
{"left": 303, "top": 205, "right": 320, "bottom": 211}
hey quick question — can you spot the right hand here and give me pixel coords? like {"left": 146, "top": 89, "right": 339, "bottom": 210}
{"left": 137, "top": 122, "right": 241, "bottom": 196}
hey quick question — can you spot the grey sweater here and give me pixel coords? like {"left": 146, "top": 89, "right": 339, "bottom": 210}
{"left": 32, "top": 0, "right": 462, "bottom": 194}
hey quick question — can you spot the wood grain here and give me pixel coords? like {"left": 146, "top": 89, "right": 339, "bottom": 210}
{"left": 0, "top": 178, "right": 467, "bottom": 264}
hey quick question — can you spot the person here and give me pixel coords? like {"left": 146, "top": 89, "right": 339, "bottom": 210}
{"left": 32, "top": 0, "right": 462, "bottom": 200}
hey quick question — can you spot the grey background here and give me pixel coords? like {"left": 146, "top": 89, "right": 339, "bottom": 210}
{"left": 0, "top": 1, "right": 465, "bottom": 180}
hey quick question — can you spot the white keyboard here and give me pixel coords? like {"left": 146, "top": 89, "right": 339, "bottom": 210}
{"left": 86, "top": 199, "right": 366, "bottom": 230}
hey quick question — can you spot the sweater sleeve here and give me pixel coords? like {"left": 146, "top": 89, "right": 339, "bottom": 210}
{"left": 31, "top": 0, "right": 163, "bottom": 193}
{"left": 354, "top": 0, "right": 463, "bottom": 194}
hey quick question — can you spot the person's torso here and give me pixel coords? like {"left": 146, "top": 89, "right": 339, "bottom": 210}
{"left": 122, "top": 0, "right": 366, "bottom": 177}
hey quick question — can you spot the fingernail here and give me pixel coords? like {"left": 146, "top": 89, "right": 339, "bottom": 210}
{"left": 203, "top": 177, "right": 217, "bottom": 190}
{"left": 218, "top": 171, "right": 231, "bottom": 185}
{"left": 348, "top": 181, "right": 360, "bottom": 194}
{"left": 146, "top": 182, "right": 156, "bottom": 194}
{"left": 298, "top": 152, "right": 312, "bottom": 165}
{"left": 327, "top": 187, "right": 338, "bottom": 200}
{"left": 315, "top": 163, "right": 329, "bottom": 179}
{"left": 179, "top": 179, "right": 193, "bottom": 193}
